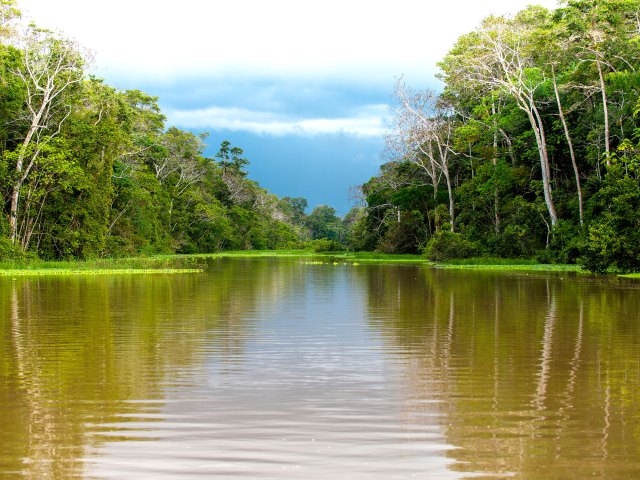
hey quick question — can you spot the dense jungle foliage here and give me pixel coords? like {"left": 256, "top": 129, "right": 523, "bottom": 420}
{"left": 348, "top": 0, "right": 640, "bottom": 272}
{"left": 0, "top": 1, "right": 355, "bottom": 259}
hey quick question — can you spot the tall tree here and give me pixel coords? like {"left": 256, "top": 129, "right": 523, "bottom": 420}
{"left": 8, "top": 26, "right": 85, "bottom": 247}
{"left": 387, "top": 81, "right": 439, "bottom": 202}
{"left": 439, "top": 7, "right": 559, "bottom": 227}
{"left": 556, "top": 0, "right": 640, "bottom": 163}
{"left": 306, "top": 205, "right": 343, "bottom": 241}
{"left": 531, "top": 15, "right": 587, "bottom": 225}
{"left": 215, "top": 141, "right": 251, "bottom": 204}
{"left": 388, "top": 80, "right": 458, "bottom": 231}
{"left": 551, "top": 65, "right": 585, "bottom": 225}
{"left": 36, "top": 78, "right": 133, "bottom": 257}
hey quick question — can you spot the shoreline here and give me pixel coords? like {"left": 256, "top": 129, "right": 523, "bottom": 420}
{"left": 1, "top": 250, "right": 635, "bottom": 277}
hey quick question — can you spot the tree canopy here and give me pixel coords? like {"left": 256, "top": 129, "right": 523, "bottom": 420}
{"left": 351, "top": 0, "right": 640, "bottom": 272}
{"left": 0, "top": 3, "right": 332, "bottom": 259}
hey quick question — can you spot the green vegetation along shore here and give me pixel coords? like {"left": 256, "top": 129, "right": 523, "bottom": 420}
{"left": 204, "top": 250, "right": 426, "bottom": 263}
{"left": 0, "top": 268, "right": 202, "bottom": 276}
{"left": 0, "top": 251, "right": 592, "bottom": 276}
{"left": 0, "top": 256, "right": 204, "bottom": 276}
{"left": 350, "top": 1, "right": 640, "bottom": 275}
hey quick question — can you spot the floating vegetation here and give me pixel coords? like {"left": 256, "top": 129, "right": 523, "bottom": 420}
{"left": 0, "top": 255, "right": 206, "bottom": 277}
{"left": 203, "top": 250, "right": 426, "bottom": 264}
{"left": 619, "top": 273, "right": 640, "bottom": 279}
{"left": 302, "top": 260, "right": 363, "bottom": 267}
{"left": 434, "top": 263, "right": 582, "bottom": 273}
{"left": 0, "top": 268, "right": 203, "bottom": 277}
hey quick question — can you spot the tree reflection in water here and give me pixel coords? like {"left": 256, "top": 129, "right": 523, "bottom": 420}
{"left": 1, "top": 261, "right": 640, "bottom": 479}
{"left": 0, "top": 259, "right": 295, "bottom": 479}
{"left": 365, "top": 266, "right": 640, "bottom": 479}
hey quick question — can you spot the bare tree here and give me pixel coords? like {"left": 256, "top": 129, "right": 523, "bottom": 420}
{"left": 154, "top": 128, "right": 206, "bottom": 193}
{"left": 390, "top": 79, "right": 457, "bottom": 231}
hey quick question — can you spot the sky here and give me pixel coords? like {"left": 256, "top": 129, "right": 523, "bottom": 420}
{"left": 21, "top": 0, "right": 559, "bottom": 214}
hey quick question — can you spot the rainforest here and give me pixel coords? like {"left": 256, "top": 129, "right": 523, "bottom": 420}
{"left": 1, "top": 0, "right": 640, "bottom": 274}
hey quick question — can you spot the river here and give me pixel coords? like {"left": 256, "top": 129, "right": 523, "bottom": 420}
{"left": 1, "top": 257, "right": 639, "bottom": 479}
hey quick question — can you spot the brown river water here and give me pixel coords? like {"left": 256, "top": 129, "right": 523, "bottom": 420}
{"left": 1, "top": 257, "right": 640, "bottom": 479}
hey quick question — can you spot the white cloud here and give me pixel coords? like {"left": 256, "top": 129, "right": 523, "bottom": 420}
{"left": 22, "top": 0, "right": 560, "bottom": 82}
{"left": 166, "top": 104, "right": 390, "bottom": 137}
{"left": 19, "top": 0, "right": 558, "bottom": 138}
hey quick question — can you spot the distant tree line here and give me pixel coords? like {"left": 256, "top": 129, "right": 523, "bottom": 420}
{"left": 348, "top": 0, "right": 640, "bottom": 272}
{"left": 0, "top": 1, "right": 357, "bottom": 259}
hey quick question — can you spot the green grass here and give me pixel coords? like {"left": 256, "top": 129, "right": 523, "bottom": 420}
{"left": 196, "top": 249, "right": 312, "bottom": 258}
{"left": 441, "top": 257, "right": 539, "bottom": 266}
{"left": 200, "top": 250, "right": 584, "bottom": 272}
{"left": 0, "top": 250, "right": 592, "bottom": 276}
{"left": 0, "top": 268, "right": 202, "bottom": 276}
{"left": 200, "top": 250, "right": 426, "bottom": 263}
{"left": 618, "top": 273, "right": 640, "bottom": 279}
{"left": 432, "top": 256, "right": 582, "bottom": 272}
{"left": 0, "top": 256, "right": 204, "bottom": 276}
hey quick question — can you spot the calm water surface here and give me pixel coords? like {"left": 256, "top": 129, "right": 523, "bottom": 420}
{"left": 1, "top": 258, "right": 640, "bottom": 479}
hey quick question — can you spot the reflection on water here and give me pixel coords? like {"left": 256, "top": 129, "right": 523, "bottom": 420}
{"left": 1, "top": 259, "right": 639, "bottom": 479}
{"left": 367, "top": 267, "right": 640, "bottom": 479}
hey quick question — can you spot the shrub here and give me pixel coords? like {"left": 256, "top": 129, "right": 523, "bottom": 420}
{"left": 579, "top": 219, "right": 640, "bottom": 273}
{"left": 579, "top": 175, "right": 640, "bottom": 273}
{"left": 310, "top": 239, "right": 346, "bottom": 253}
{"left": 423, "top": 230, "right": 482, "bottom": 262}
{"left": 0, "top": 236, "right": 18, "bottom": 260}
{"left": 376, "top": 210, "right": 426, "bottom": 254}
{"left": 534, "top": 220, "right": 581, "bottom": 264}
{"left": 488, "top": 224, "right": 534, "bottom": 258}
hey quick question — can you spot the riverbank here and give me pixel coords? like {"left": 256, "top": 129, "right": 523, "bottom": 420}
{"left": 0, "top": 251, "right": 617, "bottom": 276}
{"left": 203, "top": 251, "right": 587, "bottom": 272}
{"left": 0, "top": 256, "right": 203, "bottom": 276}
{"left": 432, "top": 257, "right": 583, "bottom": 273}
{"left": 203, "top": 250, "right": 426, "bottom": 263}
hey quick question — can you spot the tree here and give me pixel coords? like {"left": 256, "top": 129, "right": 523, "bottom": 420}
{"left": 0, "top": 0, "right": 19, "bottom": 40}
{"left": 580, "top": 173, "right": 640, "bottom": 272}
{"left": 556, "top": 0, "right": 640, "bottom": 163}
{"left": 527, "top": 14, "right": 587, "bottom": 225}
{"left": 279, "top": 196, "right": 308, "bottom": 226}
{"left": 439, "top": 7, "right": 559, "bottom": 227}
{"left": 35, "top": 78, "right": 134, "bottom": 257}
{"left": 215, "top": 140, "right": 248, "bottom": 174}
{"left": 305, "top": 205, "right": 343, "bottom": 241}
{"left": 153, "top": 127, "right": 206, "bottom": 231}
{"left": 551, "top": 64, "right": 585, "bottom": 225}
{"left": 8, "top": 26, "right": 86, "bottom": 247}
{"left": 388, "top": 79, "right": 458, "bottom": 232}
{"left": 0, "top": 41, "right": 24, "bottom": 152}
{"left": 215, "top": 141, "right": 251, "bottom": 204}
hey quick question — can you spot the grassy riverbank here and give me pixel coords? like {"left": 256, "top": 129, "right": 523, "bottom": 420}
{"left": 0, "top": 250, "right": 612, "bottom": 276}
{"left": 619, "top": 273, "right": 640, "bottom": 279}
{"left": 204, "top": 251, "right": 585, "bottom": 272}
{"left": 432, "top": 257, "right": 583, "bottom": 273}
{"left": 203, "top": 250, "right": 426, "bottom": 263}
{"left": 0, "top": 256, "right": 203, "bottom": 276}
